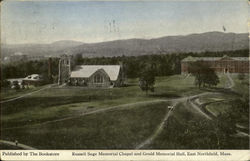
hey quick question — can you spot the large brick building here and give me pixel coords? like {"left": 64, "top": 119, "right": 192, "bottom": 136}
{"left": 181, "top": 55, "right": 249, "bottom": 74}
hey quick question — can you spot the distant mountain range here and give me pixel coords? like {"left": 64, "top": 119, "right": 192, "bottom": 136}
{"left": 1, "top": 32, "right": 249, "bottom": 58}
{"left": 1, "top": 40, "right": 83, "bottom": 58}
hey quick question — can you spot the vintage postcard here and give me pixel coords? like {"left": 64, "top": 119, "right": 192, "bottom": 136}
{"left": 0, "top": 0, "right": 249, "bottom": 160}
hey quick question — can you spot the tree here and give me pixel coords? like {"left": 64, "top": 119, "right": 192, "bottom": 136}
{"left": 203, "top": 67, "right": 220, "bottom": 87}
{"left": 21, "top": 81, "right": 26, "bottom": 89}
{"left": 139, "top": 64, "right": 156, "bottom": 94}
{"left": 188, "top": 61, "right": 219, "bottom": 88}
{"left": 1, "top": 79, "right": 10, "bottom": 88}
{"left": 12, "top": 81, "right": 20, "bottom": 90}
{"left": 73, "top": 53, "right": 83, "bottom": 65}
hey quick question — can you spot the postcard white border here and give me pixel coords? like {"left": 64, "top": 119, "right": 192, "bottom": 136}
{"left": 0, "top": 150, "right": 249, "bottom": 161}
{"left": 0, "top": 0, "right": 249, "bottom": 161}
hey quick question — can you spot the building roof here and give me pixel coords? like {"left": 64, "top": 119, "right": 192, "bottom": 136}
{"left": 7, "top": 78, "right": 24, "bottom": 83}
{"left": 23, "top": 74, "right": 42, "bottom": 81}
{"left": 182, "top": 56, "right": 249, "bottom": 62}
{"left": 70, "top": 65, "right": 121, "bottom": 81}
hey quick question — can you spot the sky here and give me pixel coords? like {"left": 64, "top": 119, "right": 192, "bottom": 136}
{"left": 1, "top": 0, "right": 249, "bottom": 44}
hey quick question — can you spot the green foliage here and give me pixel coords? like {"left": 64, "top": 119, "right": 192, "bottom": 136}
{"left": 71, "top": 49, "right": 248, "bottom": 78}
{"left": 183, "top": 116, "right": 240, "bottom": 149}
{"left": 40, "top": 73, "right": 52, "bottom": 85}
{"left": 1, "top": 79, "right": 10, "bottom": 88}
{"left": 188, "top": 61, "right": 219, "bottom": 88}
{"left": 21, "top": 81, "right": 26, "bottom": 89}
{"left": 73, "top": 53, "right": 83, "bottom": 65}
{"left": 1, "top": 50, "right": 248, "bottom": 80}
{"left": 1, "top": 74, "right": 248, "bottom": 149}
{"left": 227, "top": 97, "right": 249, "bottom": 124}
{"left": 150, "top": 97, "right": 248, "bottom": 149}
{"left": 152, "top": 114, "right": 247, "bottom": 149}
{"left": 1, "top": 58, "right": 59, "bottom": 80}
{"left": 12, "top": 81, "right": 20, "bottom": 90}
{"left": 213, "top": 113, "right": 237, "bottom": 148}
{"left": 139, "top": 64, "right": 156, "bottom": 94}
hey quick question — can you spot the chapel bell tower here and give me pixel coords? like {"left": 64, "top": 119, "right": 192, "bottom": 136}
{"left": 58, "top": 54, "right": 71, "bottom": 85}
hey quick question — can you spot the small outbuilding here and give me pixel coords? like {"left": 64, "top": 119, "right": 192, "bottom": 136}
{"left": 23, "top": 74, "right": 43, "bottom": 86}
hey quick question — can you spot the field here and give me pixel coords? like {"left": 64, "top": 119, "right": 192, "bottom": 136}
{"left": 1, "top": 74, "right": 249, "bottom": 149}
{"left": 3, "top": 102, "right": 169, "bottom": 149}
{"left": 1, "top": 84, "right": 50, "bottom": 101}
{"left": 143, "top": 75, "right": 249, "bottom": 149}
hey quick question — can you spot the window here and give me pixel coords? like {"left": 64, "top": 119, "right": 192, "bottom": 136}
{"left": 94, "top": 74, "right": 103, "bottom": 83}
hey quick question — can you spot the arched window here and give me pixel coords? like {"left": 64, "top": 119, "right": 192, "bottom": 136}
{"left": 94, "top": 74, "right": 103, "bottom": 83}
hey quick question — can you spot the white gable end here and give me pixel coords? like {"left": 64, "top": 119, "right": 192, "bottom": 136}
{"left": 70, "top": 65, "right": 120, "bottom": 81}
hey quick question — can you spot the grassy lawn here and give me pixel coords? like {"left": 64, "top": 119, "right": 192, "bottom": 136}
{"left": 217, "top": 74, "right": 228, "bottom": 88}
{"left": 1, "top": 97, "right": 161, "bottom": 128}
{"left": 2, "top": 102, "right": 169, "bottom": 149}
{"left": 231, "top": 74, "right": 249, "bottom": 96}
{"left": 205, "top": 102, "right": 231, "bottom": 117}
{"left": 1, "top": 74, "right": 248, "bottom": 149}
{"left": 147, "top": 102, "right": 249, "bottom": 149}
{"left": 1, "top": 75, "right": 203, "bottom": 128}
{"left": 0, "top": 85, "right": 50, "bottom": 100}
{"left": 1, "top": 75, "right": 197, "bottom": 149}
{"left": 154, "top": 75, "right": 202, "bottom": 97}
{"left": 145, "top": 73, "right": 249, "bottom": 149}
{"left": 199, "top": 97, "right": 225, "bottom": 104}
{"left": 0, "top": 143, "right": 22, "bottom": 150}
{"left": 146, "top": 102, "right": 212, "bottom": 149}
{"left": 200, "top": 73, "right": 249, "bottom": 118}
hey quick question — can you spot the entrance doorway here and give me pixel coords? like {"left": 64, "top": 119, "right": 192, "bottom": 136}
{"left": 224, "top": 68, "right": 228, "bottom": 74}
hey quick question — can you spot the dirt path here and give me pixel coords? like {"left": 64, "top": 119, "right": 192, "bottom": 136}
{"left": 225, "top": 75, "right": 250, "bottom": 138}
{"left": 135, "top": 101, "right": 178, "bottom": 149}
{"left": 186, "top": 73, "right": 235, "bottom": 120}
{"left": 0, "top": 140, "right": 36, "bottom": 150}
{"left": 184, "top": 73, "right": 190, "bottom": 79}
{"left": 236, "top": 124, "right": 248, "bottom": 129}
{"left": 0, "top": 74, "right": 243, "bottom": 149}
{"left": 3, "top": 93, "right": 211, "bottom": 131}
{"left": 235, "top": 131, "right": 250, "bottom": 138}
{"left": 3, "top": 99, "right": 169, "bottom": 130}
{"left": 226, "top": 73, "right": 235, "bottom": 89}
{"left": 135, "top": 92, "right": 213, "bottom": 149}
{"left": 190, "top": 73, "right": 235, "bottom": 120}
{"left": 189, "top": 99, "right": 212, "bottom": 120}
{"left": 39, "top": 99, "right": 168, "bottom": 126}
{"left": 0, "top": 84, "right": 55, "bottom": 104}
